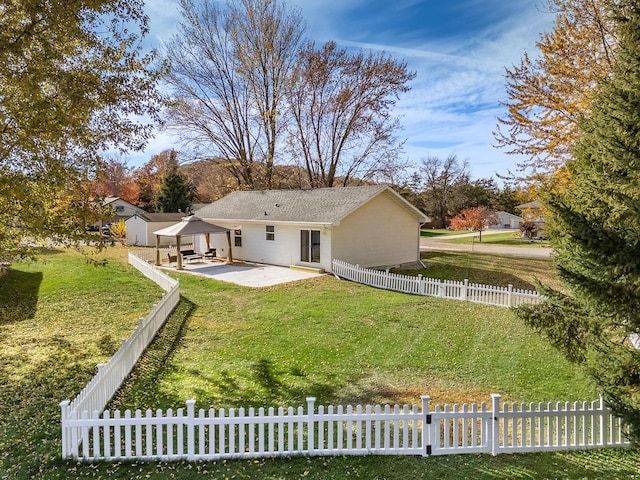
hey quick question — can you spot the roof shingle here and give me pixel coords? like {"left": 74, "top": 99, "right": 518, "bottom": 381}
{"left": 197, "top": 185, "right": 423, "bottom": 224}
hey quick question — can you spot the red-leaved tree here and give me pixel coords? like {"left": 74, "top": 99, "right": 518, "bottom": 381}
{"left": 449, "top": 206, "right": 499, "bottom": 242}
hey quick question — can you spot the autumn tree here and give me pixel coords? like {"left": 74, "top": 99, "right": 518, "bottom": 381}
{"left": 287, "top": 41, "right": 415, "bottom": 187}
{"left": 420, "top": 155, "right": 470, "bottom": 228}
{"left": 517, "top": 0, "right": 640, "bottom": 437}
{"left": 109, "top": 220, "right": 127, "bottom": 242}
{"left": 94, "top": 156, "right": 140, "bottom": 204}
{"left": 155, "top": 151, "right": 193, "bottom": 213}
{"left": 0, "top": 0, "right": 163, "bottom": 261}
{"left": 449, "top": 206, "right": 499, "bottom": 242}
{"left": 133, "top": 150, "right": 177, "bottom": 212}
{"left": 518, "top": 221, "right": 538, "bottom": 240}
{"left": 164, "top": 0, "right": 305, "bottom": 190}
{"left": 494, "top": 0, "right": 616, "bottom": 177}
{"left": 181, "top": 159, "right": 240, "bottom": 203}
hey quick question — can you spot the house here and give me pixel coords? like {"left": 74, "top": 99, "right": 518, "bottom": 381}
{"left": 491, "top": 211, "right": 524, "bottom": 229}
{"left": 103, "top": 196, "right": 145, "bottom": 220}
{"left": 126, "top": 212, "right": 194, "bottom": 247}
{"left": 196, "top": 185, "right": 429, "bottom": 273}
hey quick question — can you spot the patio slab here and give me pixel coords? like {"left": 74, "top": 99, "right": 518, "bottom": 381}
{"left": 166, "top": 260, "right": 324, "bottom": 287}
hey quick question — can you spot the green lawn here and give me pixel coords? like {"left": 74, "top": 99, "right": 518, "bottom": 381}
{"left": 1, "top": 247, "right": 638, "bottom": 479}
{"left": 420, "top": 229, "right": 462, "bottom": 237}
{"left": 394, "top": 251, "right": 562, "bottom": 292}
{"left": 441, "top": 232, "right": 551, "bottom": 247}
{"left": 111, "top": 273, "right": 593, "bottom": 411}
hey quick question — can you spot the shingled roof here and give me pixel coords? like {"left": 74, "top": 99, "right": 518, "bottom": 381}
{"left": 132, "top": 212, "right": 185, "bottom": 223}
{"left": 196, "top": 185, "right": 427, "bottom": 225}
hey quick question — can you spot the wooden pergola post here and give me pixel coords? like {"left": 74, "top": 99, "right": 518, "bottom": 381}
{"left": 155, "top": 235, "right": 161, "bottom": 266}
{"left": 176, "top": 235, "right": 183, "bottom": 270}
{"left": 226, "top": 230, "right": 233, "bottom": 262}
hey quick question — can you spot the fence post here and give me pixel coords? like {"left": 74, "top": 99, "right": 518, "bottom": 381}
{"left": 462, "top": 279, "right": 468, "bottom": 301}
{"left": 600, "top": 395, "right": 609, "bottom": 447}
{"left": 507, "top": 284, "right": 513, "bottom": 307}
{"left": 421, "top": 395, "right": 431, "bottom": 457}
{"left": 186, "top": 400, "right": 196, "bottom": 460}
{"left": 417, "top": 274, "right": 422, "bottom": 295}
{"left": 438, "top": 279, "right": 444, "bottom": 298}
{"left": 60, "top": 400, "right": 70, "bottom": 459}
{"left": 307, "top": 397, "right": 316, "bottom": 455}
{"left": 491, "top": 394, "right": 501, "bottom": 456}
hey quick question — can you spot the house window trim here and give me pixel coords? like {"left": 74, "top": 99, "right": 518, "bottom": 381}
{"left": 266, "top": 225, "right": 275, "bottom": 241}
{"left": 234, "top": 228, "right": 242, "bottom": 247}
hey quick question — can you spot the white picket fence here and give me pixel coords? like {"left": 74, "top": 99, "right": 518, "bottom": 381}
{"left": 130, "top": 245, "right": 194, "bottom": 266}
{"left": 332, "top": 259, "right": 542, "bottom": 308}
{"left": 60, "top": 394, "right": 629, "bottom": 461}
{"left": 60, "top": 253, "right": 180, "bottom": 436}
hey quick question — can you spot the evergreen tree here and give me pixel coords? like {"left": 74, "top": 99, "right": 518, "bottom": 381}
{"left": 155, "top": 151, "right": 193, "bottom": 213}
{"left": 517, "top": 0, "right": 640, "bottom": 438}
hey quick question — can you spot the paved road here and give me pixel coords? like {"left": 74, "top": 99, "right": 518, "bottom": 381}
{"left": 420, "top": 229, "right": 553, "bottom": 259}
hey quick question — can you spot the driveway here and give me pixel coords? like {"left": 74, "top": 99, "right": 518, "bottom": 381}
{"left": 166, "top": 261, "right": 324, "bottom": 287}
{"left": 421, "top": 229, "right": 553, "bottom": 259}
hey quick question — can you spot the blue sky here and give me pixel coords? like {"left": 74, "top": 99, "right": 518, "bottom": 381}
{"left": 137, "top": 0, "right": 553, "bottom": 181}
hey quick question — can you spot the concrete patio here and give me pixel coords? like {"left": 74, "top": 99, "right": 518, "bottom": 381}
{"left": 163, "top": 260, "right": 324, "bottom": 287}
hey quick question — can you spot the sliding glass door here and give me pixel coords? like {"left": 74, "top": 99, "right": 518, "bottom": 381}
{"left": 300, "top": 229, "right": 321, "bottom": 263}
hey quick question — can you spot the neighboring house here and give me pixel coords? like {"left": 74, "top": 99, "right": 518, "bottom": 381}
{"left": 126, "top": 212, "right": 194, "bottom": 247}
{"left": 516, "top": 201, "right": 547, "bottom": 238}
{"left": 196, "top": 185, "right": 429, "bottom": 273}
{"left": 103, "top": 196, "right": 145, "bottom": 220}
{"left": 491, "top": 211, "right": 524, "bottom": 229}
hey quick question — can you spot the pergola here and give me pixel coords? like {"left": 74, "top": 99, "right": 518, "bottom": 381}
{"left": 153, "top": 215, "right": 232, "bottom": 270}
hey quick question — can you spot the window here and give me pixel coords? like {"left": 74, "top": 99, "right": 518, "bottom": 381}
{"left": 300, "top": 229, "right": 321, "bottom": 263}
{"left": 234, "top": 228, "right": 242, "bottom": 247}
{"left": 266, "top": 225, "right": 275, "bottom": 241}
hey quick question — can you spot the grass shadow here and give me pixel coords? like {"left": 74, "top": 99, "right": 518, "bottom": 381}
{"left": 108, "top": 297, "right": 196, "bottom": 411}
{"left": 204, "top": 358, "right": 340, "bottom": 409}
{"left": 0, "top": 269, "right": 43, "bottom": 323}
{"left": 0, "top": 327, "right": 93, "bottom": 478}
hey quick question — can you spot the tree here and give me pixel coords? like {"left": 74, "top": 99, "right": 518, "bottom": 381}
{"left": 109, "top": 220, "right": 127, "bottom": 243}
{"left": 493, "top": 185, "right": 522, "bottom": 214}
{"left": 287, "top": 41, "right": 415, "bottom": 187}
{"left": 155, "top": 151, "right": 193, "bottom": 213}
{"left": 517, "top": 0, "right": 640, "bottom": 437}
{"left": 133, "top": 151, "right": 177, "bottom": 212}
{"left": 420, "top": 155, "right": 470, "bottom": 228}
{"left": 494, "top": 0, "right": 616, "bottom": 177}
{"left": 94, "top": 156, "right": 140, "bottom": 204}
{"left": 457, "top": 178, "right": 500, "bottom": 210}
{"left": 164, "top": 0, "right": 305, "bottom": 190}
{"left": 518, "top": 221, "right": 538, "bottom": 240}
{"left": 449, "top": 206, "right": 499, "bottom": 242}
{"left": 0, "top": 0, "right": 163, "bottom": 261}
{"left": 181, "top": 158, "right": 241, "bottom": 203}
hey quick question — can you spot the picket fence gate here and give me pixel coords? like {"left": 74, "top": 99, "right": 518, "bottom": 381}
{"left": 60, "top": 394, "right": 629, "bottom": 461}
{"left": 332, "top": 259, "right": 542, "bottom": 308}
